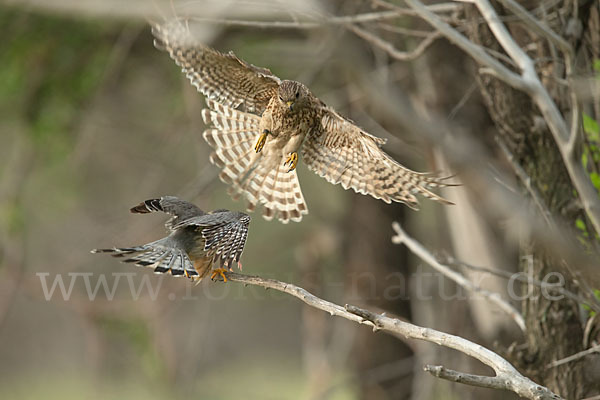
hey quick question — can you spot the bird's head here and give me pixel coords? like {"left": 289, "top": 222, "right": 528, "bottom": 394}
{"left": 278, "top": 80, "right": 308, "bottom": 112}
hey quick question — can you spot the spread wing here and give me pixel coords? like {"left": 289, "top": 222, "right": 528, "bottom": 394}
{"left": 173, "top": 211, "right": 251, "bottom": 266}
{"left": 130, "top": 196, "right": 205, "bottom": 231}
{"left": 152, "top": 20, "right": 281, "bottom": 114}
{"left": 301, "top": 107, "right": 454, "bottom": 209}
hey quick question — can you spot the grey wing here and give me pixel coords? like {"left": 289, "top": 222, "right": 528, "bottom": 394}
{"left": 175, "top": 211, "right": 251, "bottom": 266}
{"left": 130, "top": 196, "right": 205, "bottom": 231}
{"left": 152, "top": 20, "right": 281, "bottom": 114}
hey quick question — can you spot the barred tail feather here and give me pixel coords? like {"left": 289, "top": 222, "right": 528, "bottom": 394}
{"left": 130, "top": 198, "right": 163, "bottom": 214}
{"left": 92, "top": 240, "right": 200, "bottom": 279}
{"left": 202, "top": 99, "right": 308, "bottom": 223}
{"left": 240, "top": 161, "right": 307, "bottom": 223}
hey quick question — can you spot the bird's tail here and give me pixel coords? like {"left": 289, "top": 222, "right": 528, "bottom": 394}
{"left": 202, "top": 99, "right": 308, "bottom": 223}
{"left": 92, "top": 238, "right": 204, "bottom": 280}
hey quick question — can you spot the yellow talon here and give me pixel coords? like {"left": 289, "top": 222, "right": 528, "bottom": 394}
{"left": 210, "top": 268, "right": 228, "bottom": 282}
{"left": 285, "top": 152, "right": 298, "bottom": 172}
{"left": 255, "top": 130, "right": 268, "bottom": 153}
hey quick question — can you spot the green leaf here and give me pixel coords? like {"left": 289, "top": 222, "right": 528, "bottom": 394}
{"left": 591, "top": 172, "right": 600, "bottom": 191}
{"left": 591, "top": 144, "right": 600, "bottom": 162}
{"left": 583, "top": 112, "right": 600, "bottom": 142}
{"left": 576, "top": 218, "right": 586, "bottom": 231}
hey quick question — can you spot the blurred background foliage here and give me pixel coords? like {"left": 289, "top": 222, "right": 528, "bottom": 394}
{"left": 0, "top": 2, "right": 407, "bottom": 399}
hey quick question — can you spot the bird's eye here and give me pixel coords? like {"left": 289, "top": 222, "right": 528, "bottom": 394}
{"left": 279, "top": 96, "right": 284, "bottom": 101}
{"left": 295, "top": 92, "right": 300, "bottom": 98}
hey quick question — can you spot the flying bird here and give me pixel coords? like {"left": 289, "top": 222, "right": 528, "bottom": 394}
{"left": 92, "top": 196, "right": 250, "bottom": 282}
{"left": 152, "top": 21, "right": 455, "bottom": 223}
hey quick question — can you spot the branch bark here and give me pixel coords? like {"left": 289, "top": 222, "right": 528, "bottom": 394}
{"left": 223, "top": 271, "right": 561, "bottom": 399}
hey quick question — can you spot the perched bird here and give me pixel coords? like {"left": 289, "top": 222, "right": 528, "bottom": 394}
{"left": 92, "top": 197, "right": 250, "bottom": 282}
{"left": 152, "top": 21, "right": 455, "bottom": 223}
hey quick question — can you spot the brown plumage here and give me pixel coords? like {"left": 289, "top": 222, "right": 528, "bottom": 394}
{"left": 153, "top": 20, "right": 456, "bottom": 223}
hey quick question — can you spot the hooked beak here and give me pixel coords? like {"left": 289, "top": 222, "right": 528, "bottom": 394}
{"left": 286, "top": 100, "right": 294, "bottom": 111}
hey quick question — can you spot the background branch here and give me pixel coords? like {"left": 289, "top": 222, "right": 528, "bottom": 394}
{"left": 391, "top": 0, "right": 600, "bottom": 235}
{"left": 348, "top": 24, "right": 442, "bottom": 61}
{"left": 391, "top": 222, "right": 526, "bottom": 332}
{"left": 471, "top": 0, "right": 600, "bottom": 236}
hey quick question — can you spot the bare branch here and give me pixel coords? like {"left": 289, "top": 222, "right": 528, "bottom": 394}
{"left": 393, "top": 0, "right": 600, "bottom": 249}
{"left": 495, "top": 136, "right": 555, "bottom": 228}
{"left": 353, "top": 70, "right": 600, "bottom": 289}
{"left": 348, "top": 25, "right": 442, "bottom": 61}
{"left": 494, "top": 0, "right": 573, "bottom": 56}
{"left": 546, "top": 344, "right": 600, "bottom": 369}
{"left": 343, "top": 304, "right": 561, "bottom": 399}
{"left": 471, "top": 0, "right": 600, "bottom": 236}
{"left": 183, "top": 5, "right": 459, "bottom": 30}
{"left": 186, "top": 16, "right": 319, "bottom": 29}
{"left": 376, "top": 22, "right": 438, "bottom": 38}
{"left": 443, "top": 256, "right": 600, "bottom": 313}
{"left": 371, "top": 0, "right": 461, "bottom": 14}
{"left": 474, "top": 0, "right": 538, "bottom": 82}
{"left": 223, "top": 272, "right": 561, "bottom": 399}
{"left": 425, "top": 365, "right": 516, "bottom": 390}
{"left": 400, "top": 0, "right": 530, "bottom": 91}
{"left": 224, "top": 272, "right": 375, "bottom": 326}
{"left": 391, "top": 222, "right": 526, "bottom": 332}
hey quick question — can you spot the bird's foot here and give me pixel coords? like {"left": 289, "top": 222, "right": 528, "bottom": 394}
{"left": 284, "top": 152, "right": 298, "bottom": 172}
{"left": 210, "top": 268, "right": 228, "bottom": 283}
{"left": 182, "top": 270, "right": 202, "bottom": 286}
{"left": 255, "top": 130, "right": 269, "bottom": 153}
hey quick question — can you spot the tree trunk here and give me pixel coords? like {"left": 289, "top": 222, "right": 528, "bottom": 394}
{"left": 464, "top": 1, "right": 600, "bottom": 397}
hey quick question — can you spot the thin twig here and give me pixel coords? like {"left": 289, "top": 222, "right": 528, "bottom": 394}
{"left": 370, "top": 0, "right": 461, "bottom": 14}
{"left": 495, "top": 136, "right": 555, "bottom": 228}
{"left": 391, "top": 222, "right": 526, "bottom": 332}
{"left": 184, "top": 7, "right": 449, "bottom": 30}
{"left": 443, "top": 256, "right": 600, "bottom": 313}
{"left": 447, "top": 81, "right": 478, "bottom": 120}
{"left": 546, "top": 344, "right": 600, "bottom": 368}
{"left": 348, "top": 24, "right": 442, "bottom": 61}
{"left": 223, "top": 272, "right": 561, "bottom": 399}
{"left": 494, "top": 0, "right": 572, "bottom": 56}
{"left": 376, "top": 22, "right": 438, "bottom": 38}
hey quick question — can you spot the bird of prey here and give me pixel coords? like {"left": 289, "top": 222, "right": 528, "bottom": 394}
{"left": 92, "top": 197, "right": 250, "bottom": 282}
{"left": 152, "top": 21, "right": 455, "bottom": 223}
